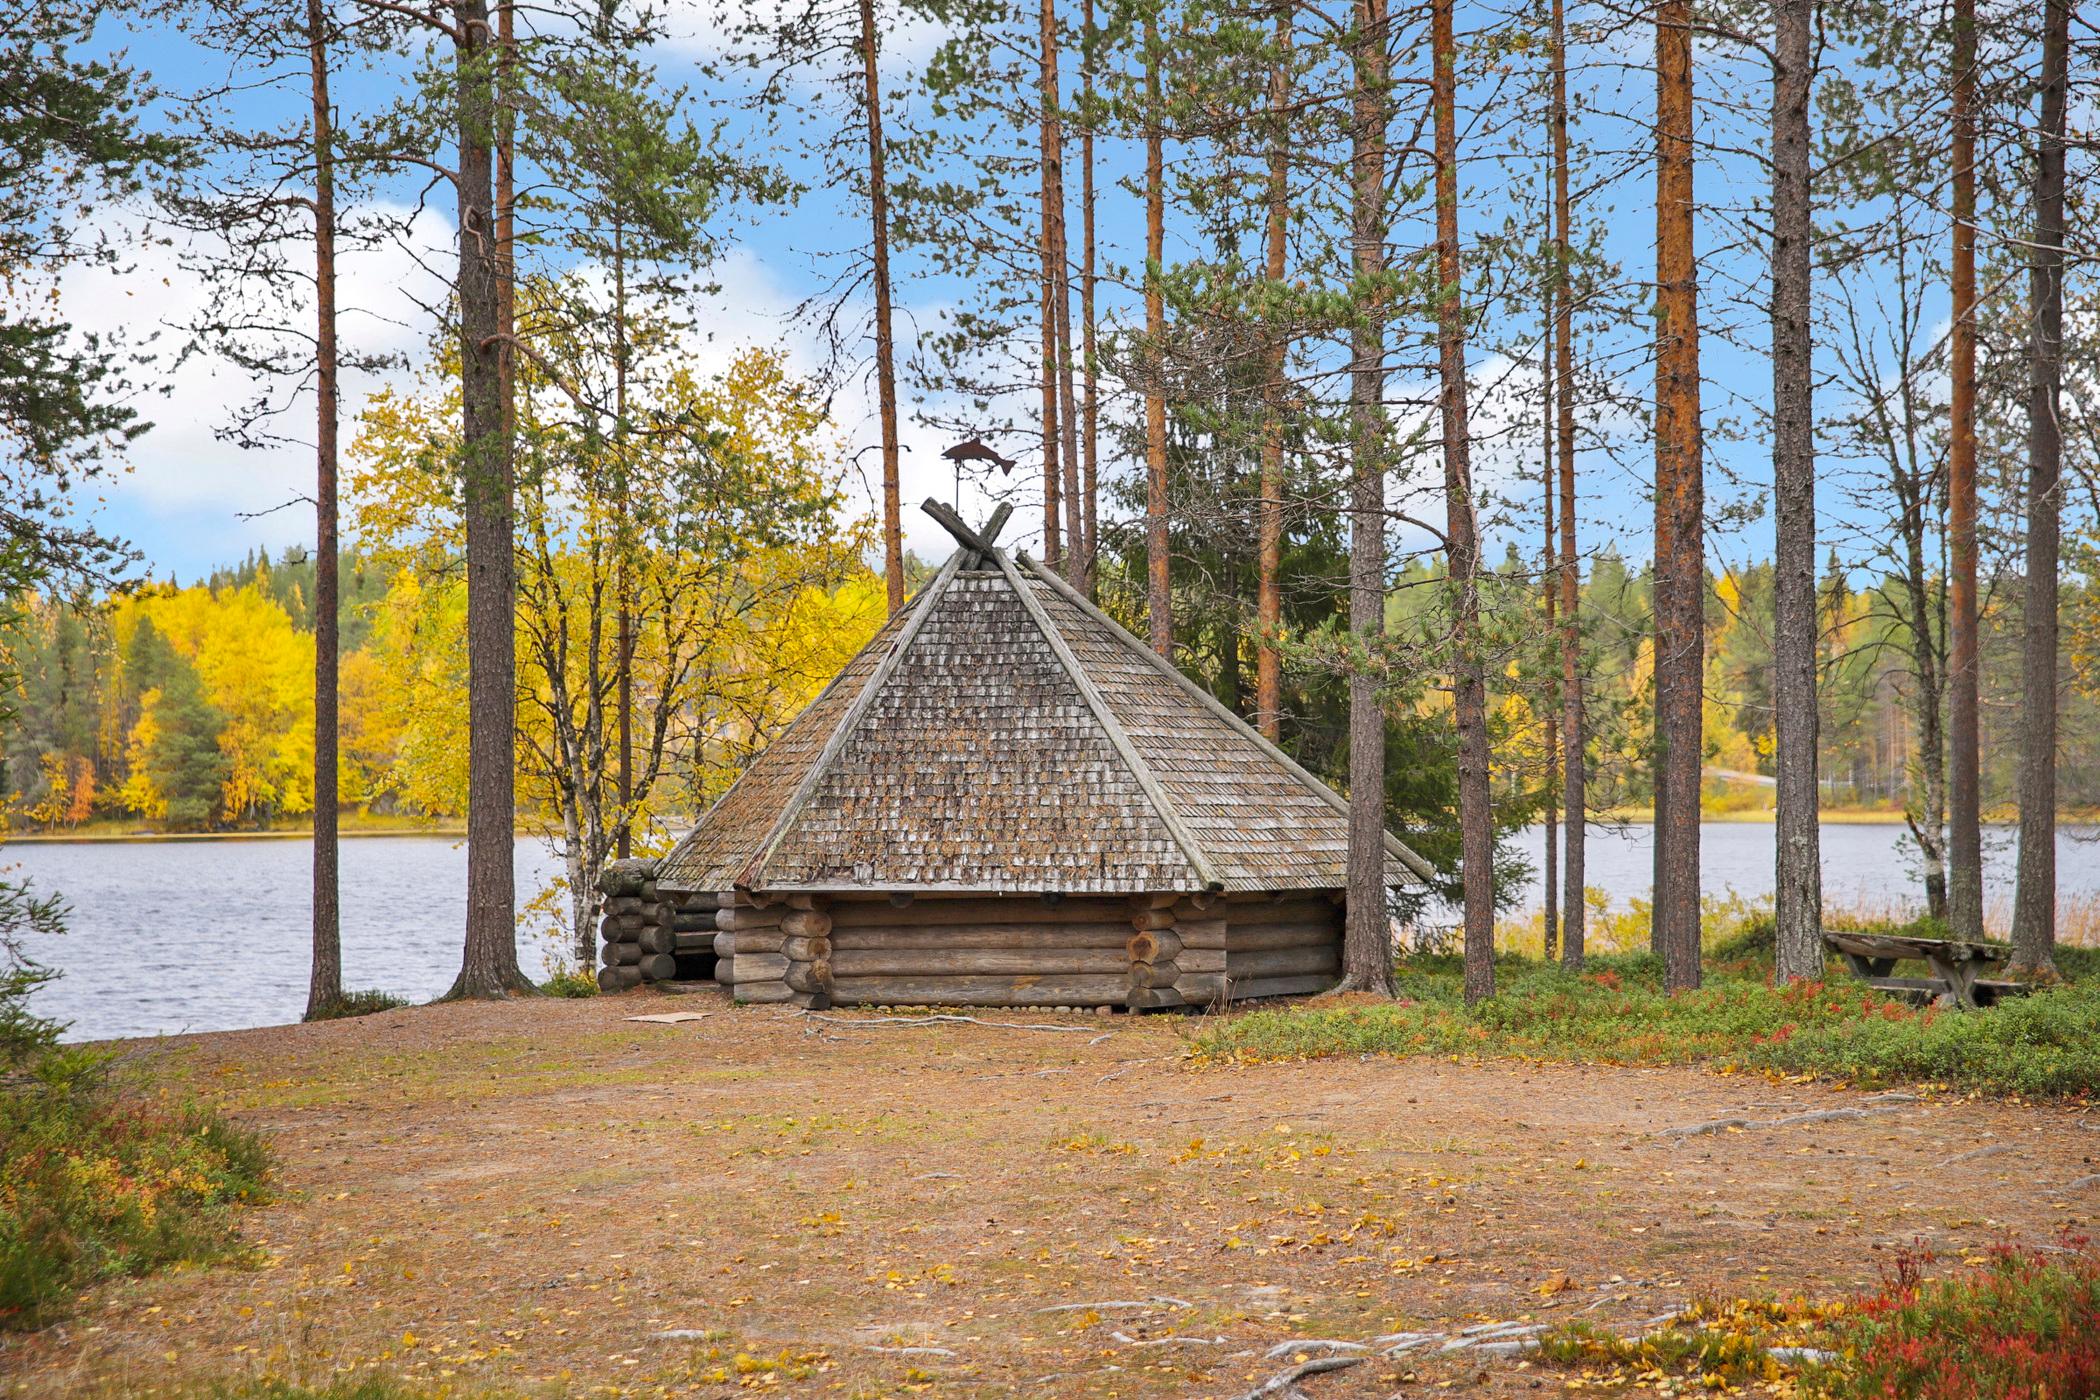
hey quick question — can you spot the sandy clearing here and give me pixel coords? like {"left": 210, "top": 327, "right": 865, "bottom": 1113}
{"left": 8, "top": 989, "right": 2097, "bottom": 1398}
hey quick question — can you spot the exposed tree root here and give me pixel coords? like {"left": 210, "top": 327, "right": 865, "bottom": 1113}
{"left": 795, "top": 1011, "right": 1102, "bottom": 1034}
{"left": 1655, "top": 1104, "right": 1903, "bottom": 1138}
{"left": 1229, "top": 1353, "right": 1367, "bottom": 1399}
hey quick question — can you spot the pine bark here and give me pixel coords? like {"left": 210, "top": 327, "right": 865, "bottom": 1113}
{"left": 1078, "top": 0, "right": 1099, "bottom": 593}
{"left": 1432, "top": 0, "right": 1492, "bottom": 1006}
{"left": 1143, "top": 12, "right": 1171, "bottom": 657}
{"left": 1769, "top": 0, "right": 1821, "bottom": 982}
{"left": 1553, "top": 0, "right": 1584, "bottom": 969}
{"left": 450, "top": 0, "right": 529, "bottom": 999}
{"left": 1653, "top": 0, "right": 1702, "bottom": 992}
{"left": 1040, "top": 0, "right": 1084, "bottom": 588}
{"left": 1894, "top": 419, "right": 1949, "bottom": 922}
{"left": 861, "top": 0, "right": 904, "bottom": 616}
{"left": 1040, "top": 261, "right": 1062, "bottom": 572}
{"left": 1254, "top": 0, "right": 1291, "bottom": 741}
{"left": 1038, "top": 7, "right": 1063, "bottom": 577}
{"left": 1340, "top": 0, "right": 1392, "bottom": 996}
{"left": 304, "top": 0, "right": 342, "bottom": 1019}
{"left": 2010, "top": 0, "right": 2068, "bottom": 976}
{"left": 1944, "top": 0, "right": 1984, "bottom": 940}
{"left": 612, "top": 220, "right": 632, "bottom": 863}
{"left": 1541, "top": 252, "right": 1559, "bottom": 964}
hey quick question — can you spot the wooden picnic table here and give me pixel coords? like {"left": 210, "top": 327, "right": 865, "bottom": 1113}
{"left": 1823, "top": 929, "right": 2031, "bottom": 1010}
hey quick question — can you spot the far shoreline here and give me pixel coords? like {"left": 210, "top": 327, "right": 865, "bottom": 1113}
{"left": 7, "top": 812, "right": 2093, "bottom": 845}
{"left": 0, "top": 826, "right": 475, "bottom": 845}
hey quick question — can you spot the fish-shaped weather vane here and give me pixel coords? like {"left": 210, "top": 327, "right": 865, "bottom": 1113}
{"left": 942, "top": 437, "right": 1017, "bottom": 475}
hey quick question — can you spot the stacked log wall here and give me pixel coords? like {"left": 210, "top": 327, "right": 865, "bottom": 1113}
{"left": 1220, "top": 891, "right": 1343, "bottom": 1001}
{"left": 710, "top": 893, "right": 824, "bottom": 1007}
{"left": 1125, "top": 892, "right": 1190, "bottom": 1010}
{"left": 1173, "top": 896, "right": 1229, "bottom": 1009}
{"left": 631, "top": 889, "right": 1345, "bottom": 1008}
{"left": 825, "top": 895, "right": 1171, "bottom": 1008}
{"left": 598, "top": 859, "right": 724, "bottom": 991}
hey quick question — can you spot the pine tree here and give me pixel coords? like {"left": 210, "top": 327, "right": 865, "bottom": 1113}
{"left": 1339, "top": 0, "right": 1394, "bottom": 996}
{"left": 1944, "top": 0, "right": 1984, "bottom": 941}
{"left": 1253, "top": 0, "right": 1291, "bottom": 740}
{"left": 1550, "top": 0, "right": 1585, "bottom": 969}
{"left": 128, "top": 621, "right": 229, "bottom": 833}
{"left": 1653, "top": 0, "right": 1703, "bottom": 991}
{"left": 2009, "top": 0, "right": 2069, "bottom": 977}
{"left": 1429, "top": 0, "right": 1493, "bottom": 1005}
{"left": 1143, "top": 3, "right": 1172, "bottom": 655}
{"left": 0, "top": 0, "right": 178, "bottom": 568}
{"left": 1769, "top": 0, "right": 1821, "bottom": 982}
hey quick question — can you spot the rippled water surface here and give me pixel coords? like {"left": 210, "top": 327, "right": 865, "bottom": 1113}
{"left": 1504, "top": 821, "right": 2097, "bottom": 924}
{"left": 12, "top": 824, "right": 2096, "bottom": 1041}
{"left": 16, "top": 837, "right": 564, "bottom": 1042}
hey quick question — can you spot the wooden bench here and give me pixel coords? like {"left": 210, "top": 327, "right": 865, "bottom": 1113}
{"left": 1822, "top": 930, "right": 2033, "bottom": 1010}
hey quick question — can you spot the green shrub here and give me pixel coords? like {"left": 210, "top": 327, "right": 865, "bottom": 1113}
{"left": 0, "top": 963, "right": 271, "bottom": 1327}
{"left": 304, "top": 989, "right": 409, "bottom": 1022}
{"left": 539, "top": 966, "right": 599, "bottom": 999}
{"left": 1193, "top": 955, "right": 2100, "bottom": 1095}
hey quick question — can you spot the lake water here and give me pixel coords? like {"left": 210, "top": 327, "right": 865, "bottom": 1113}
{"left": 15, "top": 837, "right": 566, "bottom": 1043}
{"left": 1497, "top": 821, "right": 2098, "bottom": 931}
{"left": 11, "top": 824, "right": 2096, "bottom": 1042}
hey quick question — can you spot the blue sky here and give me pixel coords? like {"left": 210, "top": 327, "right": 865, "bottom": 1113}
{"left": 57, "top": 0, "right": 2071, "bottom": 592}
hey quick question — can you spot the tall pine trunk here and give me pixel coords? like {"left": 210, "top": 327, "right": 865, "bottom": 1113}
{"left": 1541, "top": 249, "right": 1559, "bottom": 964}
{"left": 1339, "top": 0, "right": 1392, "bottom": 995}
{"left": 861, "top": 0, "right": 904, "bottom": 616}
{"left": 304, "top": 0, "right": 341, "bottom": 1020}
{"left": 1653, "top": 0, "right": 1703, "bottom": 992}
{"left": 2010, "top": 0, "right": 2068, "bottom": 976}
{"left": 1079, "top": 0, "right": 1099, "bottom": 593}
{"left": 1254, "top": 0, "right": 1291, "bottom": 741}
{"left": 1769, "top": 0, "right": 1820, "bottom": 982}
{"left": 1945, "top": 0, "right": 1984, "bottom": 940}
{"left": 1039, "top": 221, "right": 1062, "bottom": 567}
{"left": 612, "top": 221, "right": 633, "bottom": 865}
{"left": 1895, "top": 415, "right": 1949, "bottom": 921}
{"left": 1553, "top": 0, "right": 1585, "bottom": 969}
{"left": 1433, "top": 0, "right": 1493, "bottom": 1006}
{"left": 1038, "top": 0, "right": 1064, "bottom": 575}
{"left": 1039, "top": 0, "right": 1085, "bottom": 587}
{"left": 1143, "top": 10, "right": 1170, "bottom": 656}
{"left": 450, "top": 0, "right": 528, "bottom": 998}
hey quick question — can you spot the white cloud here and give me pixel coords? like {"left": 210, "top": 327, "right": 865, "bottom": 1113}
{"left": 654, "top": 0, "right": 954, "bottom": 85}
{"left": 55, "top": 203, "right": 452, "bottom": 571}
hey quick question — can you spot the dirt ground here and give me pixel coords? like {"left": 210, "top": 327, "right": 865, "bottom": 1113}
{"left": 9, "top": 989, "right": 2099, "bottom": 1399}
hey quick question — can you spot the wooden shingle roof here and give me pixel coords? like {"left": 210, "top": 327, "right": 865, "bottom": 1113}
{"left": 656, "top": 543, "right": 1433, "bottom": 896}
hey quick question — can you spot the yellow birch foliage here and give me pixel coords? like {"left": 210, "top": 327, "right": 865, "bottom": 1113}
{"left": 108, "top": 582, "right": 315, "bottom": 821}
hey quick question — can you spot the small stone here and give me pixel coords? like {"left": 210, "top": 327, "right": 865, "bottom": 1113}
{"left": 1768, "top": 1346, "right": 1839, "bottom": 1367}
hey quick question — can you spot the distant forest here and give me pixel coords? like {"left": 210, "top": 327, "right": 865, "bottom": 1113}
{"left": 4, "top": 540, "right": 2090, "bottom": 848}
{"left": 0, "top": 543, "right": 880, "bottom": 840}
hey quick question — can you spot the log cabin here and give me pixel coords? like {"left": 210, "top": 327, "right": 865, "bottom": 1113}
{"left": 624, "top": 503, "right": 1432, "bottom": 1010}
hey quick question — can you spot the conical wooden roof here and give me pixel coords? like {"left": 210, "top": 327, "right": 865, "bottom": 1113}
{"left": 657, "top": 545, "right": 1432, "bottom": 896}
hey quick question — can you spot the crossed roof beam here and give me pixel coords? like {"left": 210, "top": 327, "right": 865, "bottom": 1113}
{"left": 922, "top": 498, "right": 1012, "bottom": 568}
